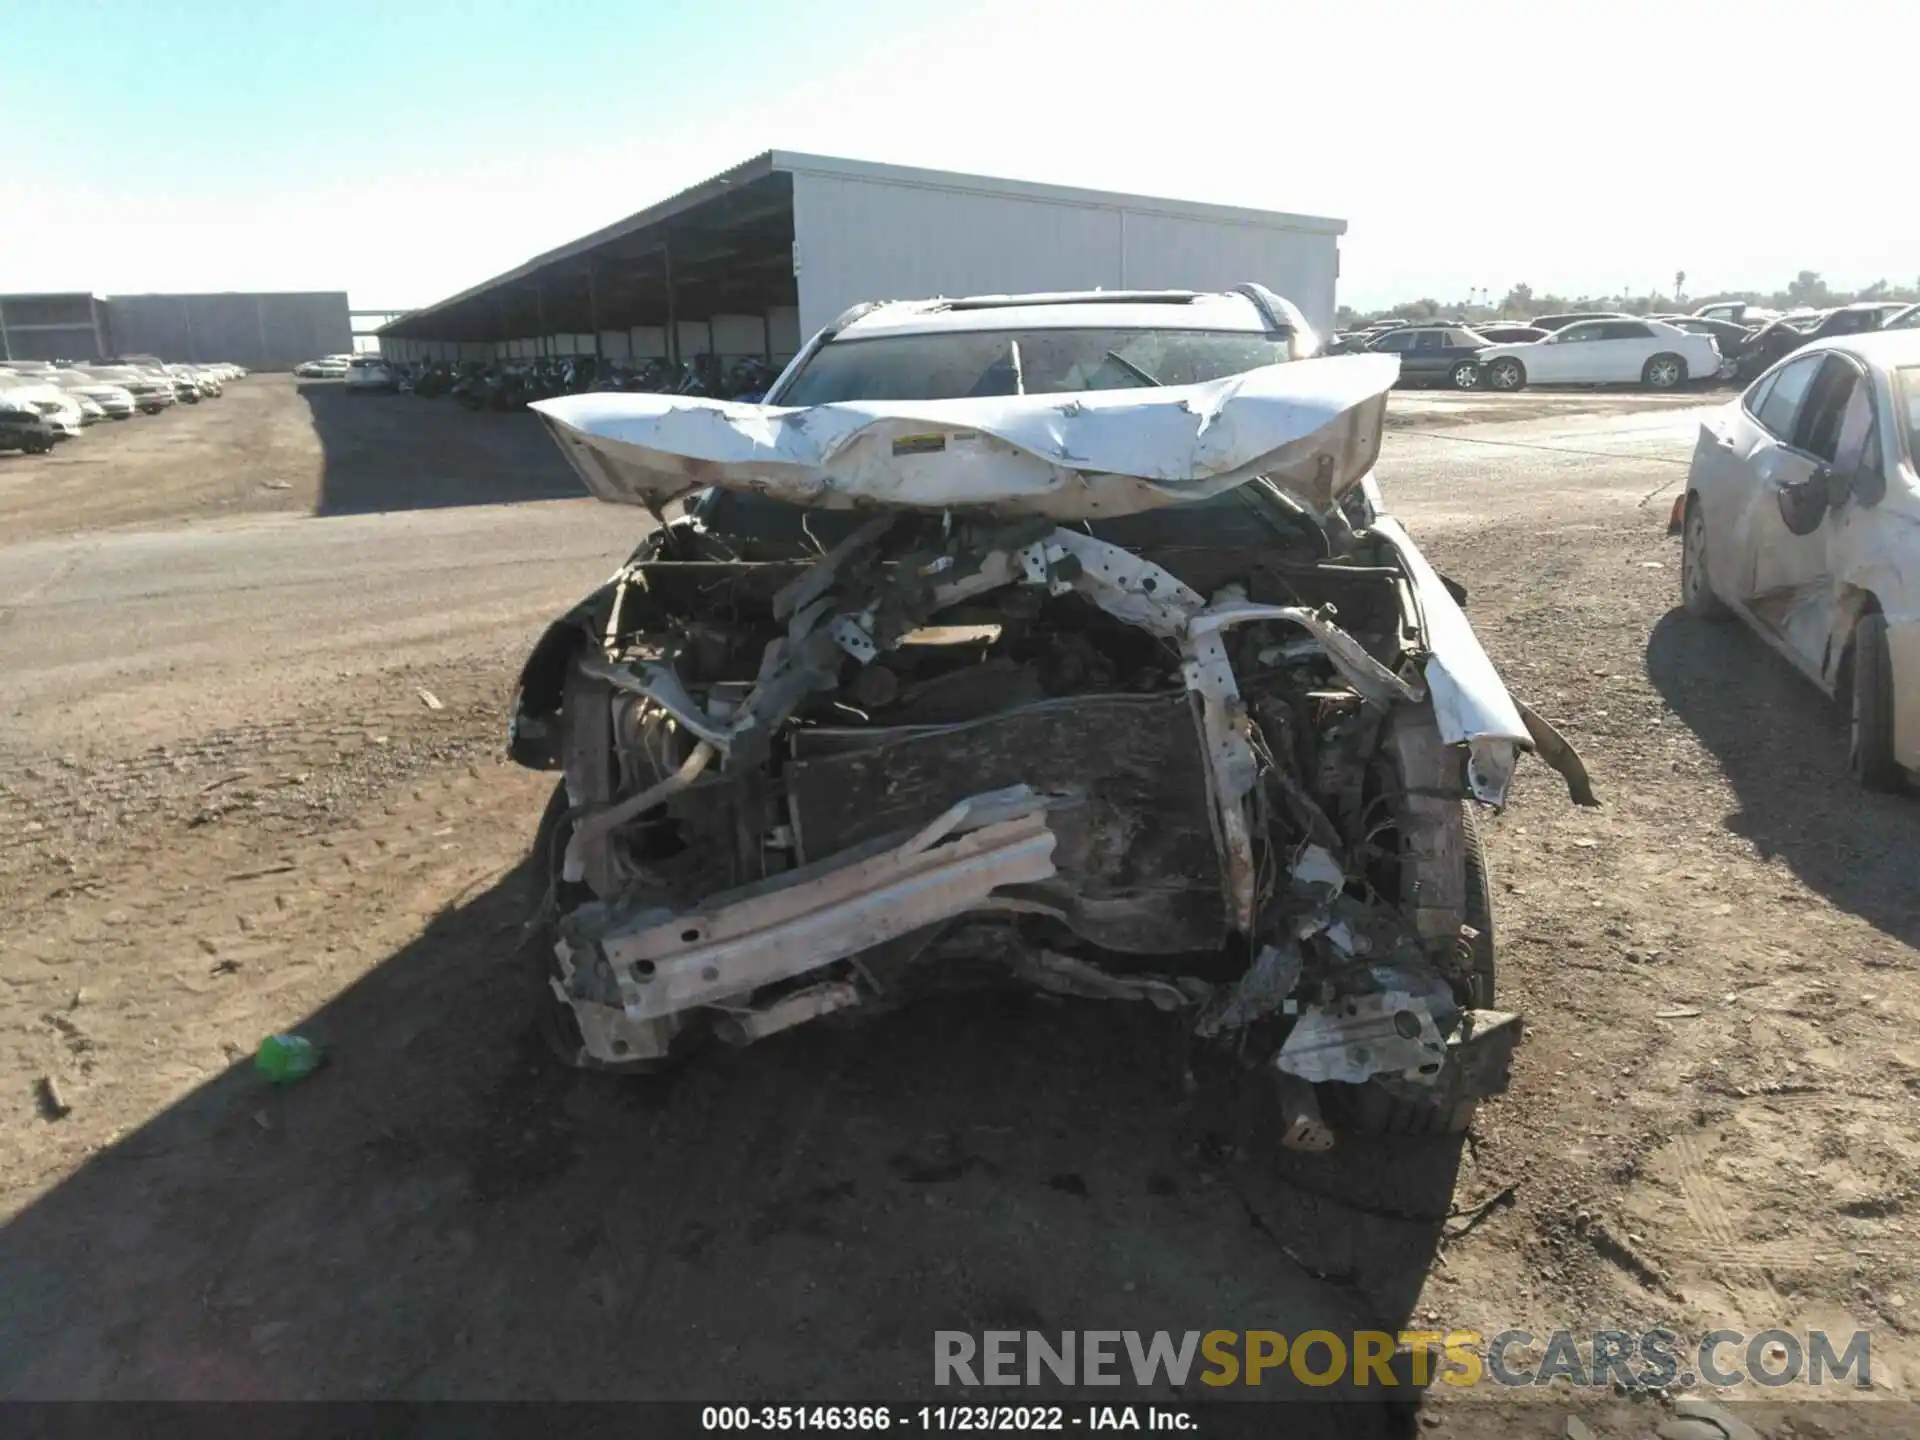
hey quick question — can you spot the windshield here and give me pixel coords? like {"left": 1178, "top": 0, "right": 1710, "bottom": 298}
{"left": 775, "top": 328, "right": 1293, "bottom": 405}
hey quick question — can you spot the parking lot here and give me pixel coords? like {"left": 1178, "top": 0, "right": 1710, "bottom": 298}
{"left": 1, "top": 377, "right": 1915, "bottom": 1426}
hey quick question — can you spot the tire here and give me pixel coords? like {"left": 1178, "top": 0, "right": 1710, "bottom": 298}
{"left": 1449, "top": 360, "right": 1482, "bottom": 390}
{"left": 1848, "top": 613, "right": 1903, "bottom": 792}
{"left": 1336, "top": 802, "right": 1494, "bottom": 1138}
{"left": 1486, "top": 357, "right": 1526, "bottom": 392}
{"left": 1680, "top": 495, "right": 1731, "bottom": 620}
{"left": 1642, "top": 352, "right": 1687, "bottom": 390}
{"left": 525, "top": 781, "right": 683, "bottom": 1074}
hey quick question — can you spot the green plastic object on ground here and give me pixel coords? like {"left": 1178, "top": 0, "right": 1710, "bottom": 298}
{"left": 254, "top": 1033, "right": 322, "bottom": 1084}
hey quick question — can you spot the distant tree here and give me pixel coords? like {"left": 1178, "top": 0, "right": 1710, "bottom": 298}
{"left": 1858, "top": 278, "right": 1889, "bottom": 300}
{"left": 1501, "top": 283, "right": 1534, "bottom": 316}
{"left": 1786, "top": 270, "right": 1830, "bottom": 307}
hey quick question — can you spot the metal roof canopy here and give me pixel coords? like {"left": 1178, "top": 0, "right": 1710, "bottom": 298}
{"left": 377, "top": 151, "right": 1346, "bottom": 346}
{"left": 380, "top": 155, "right": 798, "bottom": 345}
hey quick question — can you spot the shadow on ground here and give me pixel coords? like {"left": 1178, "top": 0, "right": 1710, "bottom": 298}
{"left": 0, "top": 850, "right": 1457, "bottom": 1429}
{"left": 300, "top": 383, "right": 583, "bottom": 516}
{"left": 1647, "top": 607, "right": 1920, "bottom": 946}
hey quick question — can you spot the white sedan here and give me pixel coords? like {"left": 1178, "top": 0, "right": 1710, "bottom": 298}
{"left": 342, "top": 356, "right": 395, "bottom": 392}
{"left": 1478, "top": 317, "right": 1723, "bottom": 392}
{"left": 1676, "top": 329, "right": 1920, "bottom": 789}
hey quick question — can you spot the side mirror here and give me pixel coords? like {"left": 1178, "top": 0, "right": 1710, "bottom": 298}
{"left": 1776, "top": 471, "right": 1831, "bottom": 536}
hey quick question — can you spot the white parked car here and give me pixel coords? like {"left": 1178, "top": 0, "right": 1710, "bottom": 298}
{"left": 1477, "top": 317, "right": 1723, "bottom": 392}
{"left": 82, "top": 366, "right": 176, "bottom": 412}
{"left": 1693, "top": 301, "right": 1781, "bottom": 328}
{"left": 1676, "top": 329, "right": 1920, "bottom": 789}
{"left": 48, "top": 370, "right": 138, "bottom": 419}
{"left": 343, "top": 356, "right": 396, "bottom": 392}
{"left": 0, "top": 381, "right": 85, "bottom": 437}
{"left": 295, "top": 358, "right": 350, "bottom": 378}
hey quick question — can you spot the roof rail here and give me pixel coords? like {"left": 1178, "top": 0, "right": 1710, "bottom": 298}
{"left": 1230, "top": 283, "right": 1302, "bottom": 334}
{"left": 938, "top": 291, "right": 1201, "bottom": 312}
{"left": 825, "top": 301, "right": 880, "bottom": 333}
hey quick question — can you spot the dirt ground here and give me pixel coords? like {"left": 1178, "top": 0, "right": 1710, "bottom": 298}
{"left": 0, "top": 373, "right": 579, "bottom": 541}
{"left": 0, "top": 378, "right": 1915, "bottom": 1434}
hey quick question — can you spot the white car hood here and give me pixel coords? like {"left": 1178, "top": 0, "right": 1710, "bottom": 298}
{"left": 531, "top": 354, "right": 1398, "bottom": 521}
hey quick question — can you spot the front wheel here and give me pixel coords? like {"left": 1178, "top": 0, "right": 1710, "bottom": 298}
{"left": 1849, "top": 613, "right": 1903, "bottom": 792}
{"left": 1486, "top": 358, "right": 1526, "bottom": 392}
{"left": 1643, "top": 353, "right": 1687, "bottom": 390}
{"left": 1680, "top": 496, "right": 1730, "bottom": 620}
{"left": 525, "top": 781, "right": 692, "bottom": 1074}
{"left": 1449, "top": 360, "right": 1482, "bottom": 390}
{"left": 1337, "top": 802, "right": 1497, "bottom": 1138}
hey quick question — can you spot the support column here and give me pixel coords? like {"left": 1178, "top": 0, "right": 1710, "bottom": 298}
{"left": 663, "top": 233, "right": 678, "bottom": 368}
{"left": 588, "top": 264, "right": 603, "bottom": 358}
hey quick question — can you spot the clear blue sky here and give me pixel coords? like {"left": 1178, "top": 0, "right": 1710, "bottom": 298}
{"left": 4, "top": 0, "right": 1910, "bottom": 312}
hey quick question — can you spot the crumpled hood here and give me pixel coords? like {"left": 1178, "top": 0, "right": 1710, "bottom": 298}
{"left": 532, "top": 354, "right": 1398, "bottom": 521}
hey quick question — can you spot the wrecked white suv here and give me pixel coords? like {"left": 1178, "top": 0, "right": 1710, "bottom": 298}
{"left": 511, "top": 286, "right": 1595, "bottom": 1146}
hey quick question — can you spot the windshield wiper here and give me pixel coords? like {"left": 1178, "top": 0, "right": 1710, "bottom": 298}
{"left": 1103, "top": 349, "right": 1160, "bottom": 386}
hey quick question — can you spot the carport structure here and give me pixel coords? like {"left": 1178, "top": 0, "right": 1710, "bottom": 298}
{"left": 378, "top": 151, "right": 1347, "bottom": 369}
{"left": 379, "top": 153, "right": 799, "bottom": 370}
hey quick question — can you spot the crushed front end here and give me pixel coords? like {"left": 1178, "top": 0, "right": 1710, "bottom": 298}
{"left": 507, "top": 360, "right": 1594, "bottom": 1142}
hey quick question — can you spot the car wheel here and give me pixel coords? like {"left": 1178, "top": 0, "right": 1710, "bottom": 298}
{"left": 1848, "top": 612, "right": 1903, "bottom": 792}
{"left": 525, "top": 781, "right": 691, "bottom": 1074}
{"left": 1643, "top": 353, "right": 1687, "bottom": 390}
{"left": 1680, "top": 496, "right": 1730, "bottom": 620}
{"left": 1486, "top": 357, "right": 1526, "bottom": 391}
{"left": 1335, "top": 802, "right": 1495, "bottom": 1139}
{"left": 1449, "top": 360, "right": 1482, "bottom": 390}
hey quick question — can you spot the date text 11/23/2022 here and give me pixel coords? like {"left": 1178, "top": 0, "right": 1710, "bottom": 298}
{"left": 702, "top": 1407, "right": 1197, "bottom": 1431}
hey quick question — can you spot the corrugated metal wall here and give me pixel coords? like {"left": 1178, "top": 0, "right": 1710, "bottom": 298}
{"left": 789, "top": 173, "right": 1340, "bottom": 339}
{"left": 0, "top": 294, "right": 109, "bottom": 361}
{"left": 107, "top": 292, "right": 353, "bottom": 370}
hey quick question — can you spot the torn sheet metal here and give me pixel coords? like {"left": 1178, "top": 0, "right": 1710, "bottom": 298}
{"left": 532, "top": 355, "right": 1397, "bottom": 522}
{"left": 1274, "top": 989, "right": 1449, "bottom": 1085}
{"left": 1190, "top": 599, "right": 1424, "bottom": 708}
{"left": 596, "top": 786, "right": 1058, "bottom": 1020}
{"left": 1367, "top": 514, "right": 1533, "bottom": 805}
{"left": 1195, "top": 942, "right": 1304, "bottom": 1036}
{"left": 1512, "top": 697, "right": 1600, "bottom": 808}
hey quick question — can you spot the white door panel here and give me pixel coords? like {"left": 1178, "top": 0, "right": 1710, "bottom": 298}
{"left": 1694, "top": 406, "right": 1764, "bottom": 598}
{"left": 1610, "top": 338, "right": 1651, "bottom": 382}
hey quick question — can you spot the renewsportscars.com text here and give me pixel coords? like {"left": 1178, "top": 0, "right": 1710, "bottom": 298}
{"left": 934, "top": 1329, "right": 1873, "bottom": 1390}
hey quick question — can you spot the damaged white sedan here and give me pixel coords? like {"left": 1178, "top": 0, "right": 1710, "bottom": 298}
{"left": 510, "top": 286, "right": 1596, "bottom": 1146}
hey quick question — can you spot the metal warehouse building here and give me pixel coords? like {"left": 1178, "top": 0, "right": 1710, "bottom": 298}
{"left": 0, "top": 290, "right": 351, "bottom": 369}
{"left": 378, "top": 151, "right": 1345, "bottom": 368}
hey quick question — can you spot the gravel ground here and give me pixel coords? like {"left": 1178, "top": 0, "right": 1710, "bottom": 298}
{"left": 0, "top": 380, "right": 1914, "bottom": 1434}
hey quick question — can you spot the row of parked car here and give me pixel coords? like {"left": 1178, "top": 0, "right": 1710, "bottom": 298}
{"left": 0, "top": 357, "right": 246, "bottom": 455}
{"left": 294, "top": 352, "right": 781, "bottom": 408}
{"left": 1331, "top": 301, "right": 1920, "bottom": 394}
